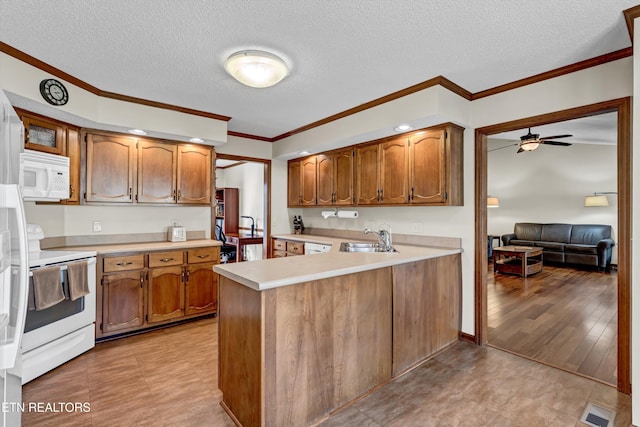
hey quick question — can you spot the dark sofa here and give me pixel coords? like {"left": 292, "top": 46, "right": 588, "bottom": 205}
{"left": 501, "top": 223, "right": 615, "bottom": 270}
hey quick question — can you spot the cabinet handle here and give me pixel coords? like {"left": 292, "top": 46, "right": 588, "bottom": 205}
{"left": 177, "top": 190, "right": 181, "bottom": 201}
{"left": 116, "top": 261, "right": 133, "bottom": 266}
{"left": 140, "top": 275, "right": 144, "bottom": 288}
{"left": 197, "top": 254, "right": 210, "bottom": 259}
{"left": 173, "top": 189, "right": 177, "bottom": 201}
{"left": 129, "top": 187, "right": 132, "bottom": 200}
{"left": 411, "top": 187, "right": 414, "bottom": 201}
{"left": 69, "top": 184, "right": 74, "bottom": 198}
{"left": 159, "top": 257, "right": 174, "bottom": 262}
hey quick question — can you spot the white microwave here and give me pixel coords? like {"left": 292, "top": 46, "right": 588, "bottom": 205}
{"left": 19, "top": 149, "right": 70, "bottom": 201}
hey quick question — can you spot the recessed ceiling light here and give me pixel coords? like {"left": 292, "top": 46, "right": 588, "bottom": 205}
{"left": 189, "top": 137, "right": 205, "bottom": 143}
{"left": 128, "top": 129, "right": 147, "bottom": 135}
{"left": 394, "top": 124, "right": 413, "bottom": 132}
{"left": 224, "top": 50, "right": 289, "bottom": 88}
{"left": 299, "top": 150, "right": 310, "bottom": 155}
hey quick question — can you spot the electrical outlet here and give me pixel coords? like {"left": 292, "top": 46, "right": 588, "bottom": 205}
{"left": 92, "top": 221, "right": 102, "bottom": 232}
{"left": 411, "top": 222, "right": 424, "bottom": 233}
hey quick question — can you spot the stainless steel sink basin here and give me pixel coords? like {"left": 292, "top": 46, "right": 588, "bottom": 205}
{"left": 339, "top": 242, "right": 396, "bottom": 253}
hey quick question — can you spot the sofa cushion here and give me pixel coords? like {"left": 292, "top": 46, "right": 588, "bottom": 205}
{"left": 565, "top": 243, "right": 598, "bottom": 255}
{"left": 541, "top": 224, "right": 572, "bottom": 243}
{"left": 514, "top": 223, "right": 542, "bottom": 241}
{"left": 535, "top": 241, "right": 565, "bottom": 251}
{"left": 543, "top": 251, "right": 565, "bottom": 263}
{"left": 570, "top": 224, "right": 612, "bottom": 245}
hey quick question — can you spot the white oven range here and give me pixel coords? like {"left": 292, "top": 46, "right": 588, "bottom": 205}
{"left": 22, "top": 225, "right": 97, "bottom": 384}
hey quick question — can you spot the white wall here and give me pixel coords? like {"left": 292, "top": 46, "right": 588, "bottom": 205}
{"left": 488, "top": 142, "right": 618, "bottom": 262}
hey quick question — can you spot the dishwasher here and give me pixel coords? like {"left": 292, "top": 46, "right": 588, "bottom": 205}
{"left": 304, "top": 242, "right": 331, "bottom": 255}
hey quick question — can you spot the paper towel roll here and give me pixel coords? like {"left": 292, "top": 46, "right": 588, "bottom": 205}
{"left": 337, "top": 210, "right": 358, "bottom": 219}
{"left": 321, "top": 211, "right": 337, "bottom": 219}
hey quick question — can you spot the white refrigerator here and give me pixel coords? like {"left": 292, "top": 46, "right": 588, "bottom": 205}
{"left": 0, "top": 89, "right": 30, "bottom": 427}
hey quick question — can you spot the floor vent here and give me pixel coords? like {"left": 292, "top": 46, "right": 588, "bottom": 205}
{"left": 581, "top": 403, "right": 615, "bottom": 427}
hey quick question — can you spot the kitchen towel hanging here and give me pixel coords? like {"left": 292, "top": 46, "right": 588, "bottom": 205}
{"left": 67, "top": 260, "right": 89, "bottom": 301}
{"left": 31, "top": 266, "right": 65, "bottom": 310}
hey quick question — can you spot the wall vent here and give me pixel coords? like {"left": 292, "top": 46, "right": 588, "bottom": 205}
{"left": 580, "top": 403, "right": 615, "bottom": 427}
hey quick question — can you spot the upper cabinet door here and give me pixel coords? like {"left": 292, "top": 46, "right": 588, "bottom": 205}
{"left": 21, "top": 113, "right": 66, "bottom": 155}
{"left": 379, "top": 138, "right": 409, "bottom": 204}
{"left": 301, "top": 156, "right": 317, "bottom": 206}
{"left": 177, "top": 144, "right": 211, "bottom": 204}
{"left": 137, "top": 140, "right": 177, "bottom": 204}
{"left": 409, "top": 130, "right": 446, "bottom": 204}
{"left": 86, "top": 132, "right": 136, "bottom": 203}
{"left": 355, "top": 144, "right": 380, "bottom": 205}
{"left": 288, "top": 161, "right": 302, "bottom": 207}
{"left": 316, "top": 154, "right": 334, "bottom": 206}
{"left": 333, "top": 148, "right": 354, "bottom": 206}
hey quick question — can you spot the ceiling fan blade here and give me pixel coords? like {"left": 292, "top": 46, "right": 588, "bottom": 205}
{"left": 539, "top": 134, "right": 572, "bottom": 140}
{"left": 541, "top": 141, "right": 572, "bottom": 146}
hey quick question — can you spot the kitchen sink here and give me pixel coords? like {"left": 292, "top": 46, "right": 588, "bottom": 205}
{"left": 339, "top": 242, "right": 396, "bottom": 253}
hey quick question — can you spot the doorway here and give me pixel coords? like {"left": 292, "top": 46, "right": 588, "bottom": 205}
{"left": 213, "top": 153, "right": 271, "bottom": 260}
{"left": 474, "top": 98, "right": 631, "bottom": 394}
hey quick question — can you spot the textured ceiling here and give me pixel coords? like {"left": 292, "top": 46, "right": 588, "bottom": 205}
{"left": 0, "top": 1, "right": 635, "bottom": 139}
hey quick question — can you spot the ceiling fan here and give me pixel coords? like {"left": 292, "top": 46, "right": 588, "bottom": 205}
{"left": 490, "top": 128, "right": 573, "bottom": 153}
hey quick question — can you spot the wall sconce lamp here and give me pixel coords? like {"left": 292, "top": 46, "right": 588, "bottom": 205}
{"left": 487, "top": 196, "right": 500, "bottom": 208}
{"left": 584, "top": 192, "right": 617, "bottom": 207}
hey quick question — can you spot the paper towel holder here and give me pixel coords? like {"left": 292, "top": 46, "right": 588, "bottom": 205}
{"left": 321, "top": 208, "right": 358, "bottom": 219}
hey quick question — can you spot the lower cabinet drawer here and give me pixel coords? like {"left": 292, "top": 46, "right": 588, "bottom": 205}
{"left": 273, "top": 239, "right": 286, "bottom": 251}
{"left": 187, "top": 247, "right": 219, "bottom": 264}
{"left": 103, "top": 254, "right": 145, "bottom": 272}
{"left": 272, "top": 250, "right": 287, "bottom": 258}
{"left": 149, "top": 251, "right": 184, "bottom": 268}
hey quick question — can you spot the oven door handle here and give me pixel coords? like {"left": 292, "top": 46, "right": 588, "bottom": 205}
{"left": 28, "top": 258, "right": 96, "bottom": 276}
{"left": 0, "top": 184, "right": 29, "bottom": 370}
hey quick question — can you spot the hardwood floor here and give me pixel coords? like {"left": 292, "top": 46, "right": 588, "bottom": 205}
{"left": 488, "top": 262, "right": 618, "bottom": 386}
{"left": 23, "top": 315, "right": 630, "bottom": 426}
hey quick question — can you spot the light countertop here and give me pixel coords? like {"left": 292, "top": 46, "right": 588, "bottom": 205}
{"left": 215, "top": 234, "right": 461, "bottom": 291}
{"left": 59, "top": 239, "right": 221, "bottom": 255}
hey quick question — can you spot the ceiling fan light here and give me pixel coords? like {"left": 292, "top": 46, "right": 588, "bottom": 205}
{"left": 225, "top": 50, "right": 289, "bottom": 88}
{"left": 520, "top": 141, "right": 540, "bottom": 151}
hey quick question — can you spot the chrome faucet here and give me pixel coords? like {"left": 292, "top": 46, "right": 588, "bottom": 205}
{"left": 364, "top": 227, "right": 394, "bottom": 252}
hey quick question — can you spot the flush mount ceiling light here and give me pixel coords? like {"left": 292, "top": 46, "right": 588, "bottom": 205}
{"left": 224, "top": 50, "right": 289, "bottom": 88}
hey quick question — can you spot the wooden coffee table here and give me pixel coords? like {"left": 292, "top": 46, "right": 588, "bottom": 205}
{"left": 493, "top": 246, "right": 543, "bottom": 277}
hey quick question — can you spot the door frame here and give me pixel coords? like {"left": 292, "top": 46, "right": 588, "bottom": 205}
{"left": 474, "top": 97, "right": 631, "bottom": 394}
{"left": 213, "top": 153, "right": 272, "bottom": 258}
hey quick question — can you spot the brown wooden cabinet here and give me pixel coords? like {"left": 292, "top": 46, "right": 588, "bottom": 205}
{"left": 288, "top": 157, "right": 317, "bottom": 207}
{"left": 289, "top": 122, "right": 463, "bottom": 207}
{"left": 356, "top": 137, "right": 409, "bottom": 205}
{"left": 408, "top": 124, "right": 463, "bottom": 205}
{"left": 65, "top": 127, "right": 81, "bottom": 204}
{"left": 101, "top": 253, "right": 146, "bottom": 334}
{"left": 271, "top": 238, "right": 304, "bottom": 258}
{"left": 85, "top": 132, "right": 136, "bottom": 203}
{"left": 317, "top": 148, "right": 354, "bottom": 206}
{"left": 185, "top": 247, "right": 219, "bottom": 315}
{"left": 177, "top": 144, "right": 211, "bottom": 204}
{"left": 97, "top": 245, "right": 220, "bottom": 340}
{"left": 137, "top": 140, "right": 177, "bottom": 203}
{"left": 84, "top": 130, "right": 212, "bottom": 205}
{"left": 287, "top": 161, "right": 302, "bottom": 206}
{"left": 147, "top": 250, "right": 185, "bottom": 323}
{"left": 20, "top": 112, "right": 66, "bottom": 155}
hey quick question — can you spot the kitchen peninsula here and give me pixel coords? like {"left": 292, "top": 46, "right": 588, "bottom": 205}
{"left": 214, "top": 236, "right": 462, "bottom": 427}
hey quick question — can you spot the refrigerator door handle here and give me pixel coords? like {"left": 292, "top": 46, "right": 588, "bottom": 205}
{"left": 0, "top": 184, "right": 29, "bottom": 370}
